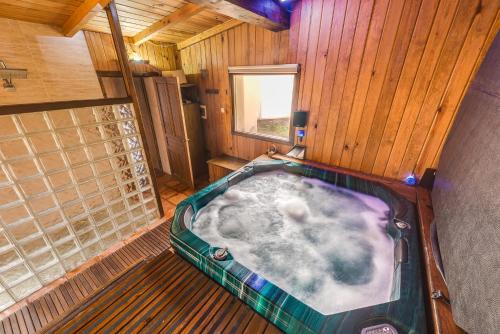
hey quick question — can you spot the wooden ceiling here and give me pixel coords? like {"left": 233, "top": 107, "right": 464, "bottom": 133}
{"left": 0, "top": 0, "right": 232, "bottom": 44}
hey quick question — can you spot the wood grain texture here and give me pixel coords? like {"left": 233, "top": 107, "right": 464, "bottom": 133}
{"left": 0, "top": 18, "right": 102, "bottom": 106}
{"left": 179, "top": 0, "right": 499, "bottom": 180}
{"left": 84, "top": 30, "right": 180, "bottom": 72}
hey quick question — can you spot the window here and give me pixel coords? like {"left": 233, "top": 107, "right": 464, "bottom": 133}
{"left": 229, "top": 64, "right": 299, "bottom": 143}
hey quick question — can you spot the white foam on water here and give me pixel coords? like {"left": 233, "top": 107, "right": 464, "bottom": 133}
{"left": 191, "top": 170, "right": 395, "bottom": 315}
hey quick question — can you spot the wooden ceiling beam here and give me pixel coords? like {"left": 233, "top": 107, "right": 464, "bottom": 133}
{"left": 62, "top": 0, "right": 111, "bottom": 37}
{"left": 186, "top": 0, "right": 289, "bottom": 31}
{"left": 177, "top": 19, "right": 243, "bottom": 50}
{"left": 131, "top": 4, "right": 205, "bottom": 46}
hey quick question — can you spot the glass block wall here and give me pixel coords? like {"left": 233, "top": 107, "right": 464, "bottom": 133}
{"left": 0, "top": 104, "right": 160, "bottom": 310}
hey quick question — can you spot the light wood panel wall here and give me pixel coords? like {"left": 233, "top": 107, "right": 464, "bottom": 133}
{"left": 83, "top": 30, "right": 179, "bottom": 72}
{"left": 0, "top": 18, "right": 102, "bottom": 105}
{"left": 179, "top": 0, "right": 499, "bottom": 179}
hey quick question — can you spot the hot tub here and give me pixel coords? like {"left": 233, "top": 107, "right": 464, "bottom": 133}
{"left": 170, "top": 160, "right": 426, "bottom": 333}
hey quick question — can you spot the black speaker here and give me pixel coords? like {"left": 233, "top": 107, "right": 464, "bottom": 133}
{"left": 293, "top": 111, "right": 308, "bottom": 127}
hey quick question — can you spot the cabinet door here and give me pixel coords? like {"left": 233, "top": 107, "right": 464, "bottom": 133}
{"left": 154, "top": 77, "right": 194, "bottom": 187}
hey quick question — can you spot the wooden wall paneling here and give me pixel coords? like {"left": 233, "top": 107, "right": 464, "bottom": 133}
{"left": 370, "top": 0, "right": 440, "bottom": 176}
{"left": 416, "top": 1, "right": 500, "bottom": 173}
{"left": 177, "top": 0, "right": 498, "bottom": 180}
{"left": 358, "top": 0, "right": 423, "bottom": 173}
{"left": 348, "top": 0, "right": 406, "bottom": 170}
{"left": 329, "top": 0, "right": 376, "bottom": 166}
{"left": 319, "top": 0, "right": 361, "bottom": 164}
{"left": 382, "top": 0, "right": 460, "bottom": 177}
{"left": 338, "top": 0, "right": 391, "bottom": 167}
{"left": 309, "top": 0, "right": 347, "bottom": 161}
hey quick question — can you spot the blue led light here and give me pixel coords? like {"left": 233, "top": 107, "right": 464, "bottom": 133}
{"left": 405, "top": 174, "right": 417, "bottom": 186}
{"left": 297, "top": 129, "right": 305, "bottom": 138}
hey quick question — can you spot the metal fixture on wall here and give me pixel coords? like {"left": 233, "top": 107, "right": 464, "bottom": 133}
{"left": 0, "top": 60, "right": 27, "bottom": 92}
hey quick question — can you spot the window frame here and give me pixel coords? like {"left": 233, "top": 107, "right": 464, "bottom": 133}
{"left": 229, "top": 64, "right": 300, "bottom": 145}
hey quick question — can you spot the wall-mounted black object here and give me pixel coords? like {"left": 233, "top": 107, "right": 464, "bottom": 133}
{"left": 292, "top": 111, "right": 308, "bottom": 127}
{"left": 419, "top": 168, "right": 436, "bottom": 190}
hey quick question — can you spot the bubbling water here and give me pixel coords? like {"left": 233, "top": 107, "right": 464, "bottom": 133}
{"left": 191, "top": 170, "right": 395, "bottom": 315}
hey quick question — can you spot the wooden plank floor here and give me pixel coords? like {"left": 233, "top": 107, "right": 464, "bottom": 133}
{"left": 0, "top": 218, "right": 279, "bottom": 333}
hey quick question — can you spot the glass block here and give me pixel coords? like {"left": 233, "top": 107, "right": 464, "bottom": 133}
{"left": 121, "top": 121, "right": 136, "bottom": 135}
{"left": 0, "top": 205, "right": 30, "bottom": 224}
{"left": 73, "top": 107, "right": 97, "bottom": 125}
{"left": 55, "top": 240, "right": 78, "bottom": 255}
{"left": 78, "top": 230, "right": 97, "bottom": 246}
{"left": 62, "top": 253, "right": 84, "bottom": 270}
{"left": 141, "top": 189, "right": 153, "bottom": 201}
{"left": 135, "top": 219, "right": 147, "bottom": 228}
{"left": 100, "top": 174, "right": 119, "bottom": 189}
{"left": 117, "top": 104, "right": 133, "bottom": 119}
{"left": 145, "top": 200, "right": 157, "bottom": 211}
{"left": 39, "top": 152, "right": 65, "bottom": 173}
{"left": 97, "top": 221, "right": 114, "bottom": 235}
{"left": 63, "top": 203, "right": 85, "bottom": 220}
{"left": 56, "top": 188, "right": 79, "bottom": 206}
{"left": 124, "top": 181, "right": 137, "bottom": 194}
{"left": 102, "top": 233, "right": 119, "bottom": 249}
{"left": 48, "top": 109, "right": 75, "bottom": 129}
{"left": 0, "top": 249, "right": 21, "bottom": 268}
{"left": 66, "top": 148, "right": 89, "bottom": 166}
{"left": 130, "top": 150, "right": 144, "bottom": 163}
{"left": 103, "top": 188, "right": 121, "bottom": 203}
{"left": 103, "top": 124, "right": 120, "bottom": 139}
{"left": 0, "top": 166, "right": 8, "bottom": 185}
{"left": 94, "top": 160, "right": 113, "bottom": 175}
{"left": 127, "top": 194, "right": 140, "bottom": 207}
{"left": 125, "top": 137, "right": 140, "bottom": 150}
{"left": 120, "top": 168, "right": 133, "bottom": 182}
{"left": 29, "top": 133, "right": 58, "bottom": 154}
{"left": 0, "top": 187, "right": 20, "bottom": 207}
{"left": 92, "top": 209, "right": 109, "bottom": 222}
{"left": 0, "top": 116, "right": 19, "bottom": 138}
{"left": 18, "top": 178, "right": 48, "bottom": 197}
{"left": 18, "top": 113, "right": 49, "bottom": 133}
{"left": 110, "top": 201, "right": 126, "bottom": 215}
{"left": 39, "top": 264, "right": 64, "bottom": 284}
{"left": 38, "top": 211, "right": 64, "bottom": 229}
{"left": 113, "top": 154, "right": 130, "bottom": 169}
{"left": 95, "top": 106, "right": 116, "bottom": 122}
{"left": 47, "top": 227, "right": 72, "bottom": 244}
{"left": 8, "top": 159, "right": 40, "bottom": 179}
{"left": 79, "top": 179, "right": 99, "bottom": 197}
{"left": 138, "top": 177, "right": 150, "bottom": 189}
{"left": 135, "top": 163, "right": 146, "bottom": 176}
{"left": 85, "top": 195, "right": 105, "bottom": 210}
{"left": 81, "top": 126, "right": 104, "bottom": 144}
{"left": 48, "top": 171, "right": 73, "bottom": 190}
{"left": 73, "top": 164, "right": 94, "bottom": 182}
{"left": 29, "top": 194, "right": 56, "bottom": 214}
{"left": 71, "top": 219, "right": 92, "bottom": 233}
{"left": 0, "top": 264, "right": 30, "bottom": 285}
{"left": 115, "top": 213, "right": 129, "bottom": 226}
{"left": 83, "top": 242, "right": 102, "bottom": 259}
{"left": 0, "top": 232, "right": 10, "bottom": 249}
{"left": 29, "top": 251, "right": 55, "bottom": 270}
{"left": 8, "top": 221, "right": 38, "bottom": 241}
{"left": 0, "top": 291, "right": 14, "bottom": 310}
{"left": 57, "top": 129, "right": 83, "bottom": 148}
{"left": 0, "top": 139, "right": 30, "bottom": 159}
{"left": 106, "top": 139, "right": 125, "bottom": 154}
{"left": 119, "top": 224, "right": 134, "bottom": 238}
{"left": 20, "top": 237, "right": 49, "bottom": 256}
{"left": 10, "top": 276, "right": 41, "bottom": 300}
{"left": 88, "top": 143, "right": 107, "bottom": 160}
{"left": 131, "top": 206, "right": 144, "bottom": 218}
